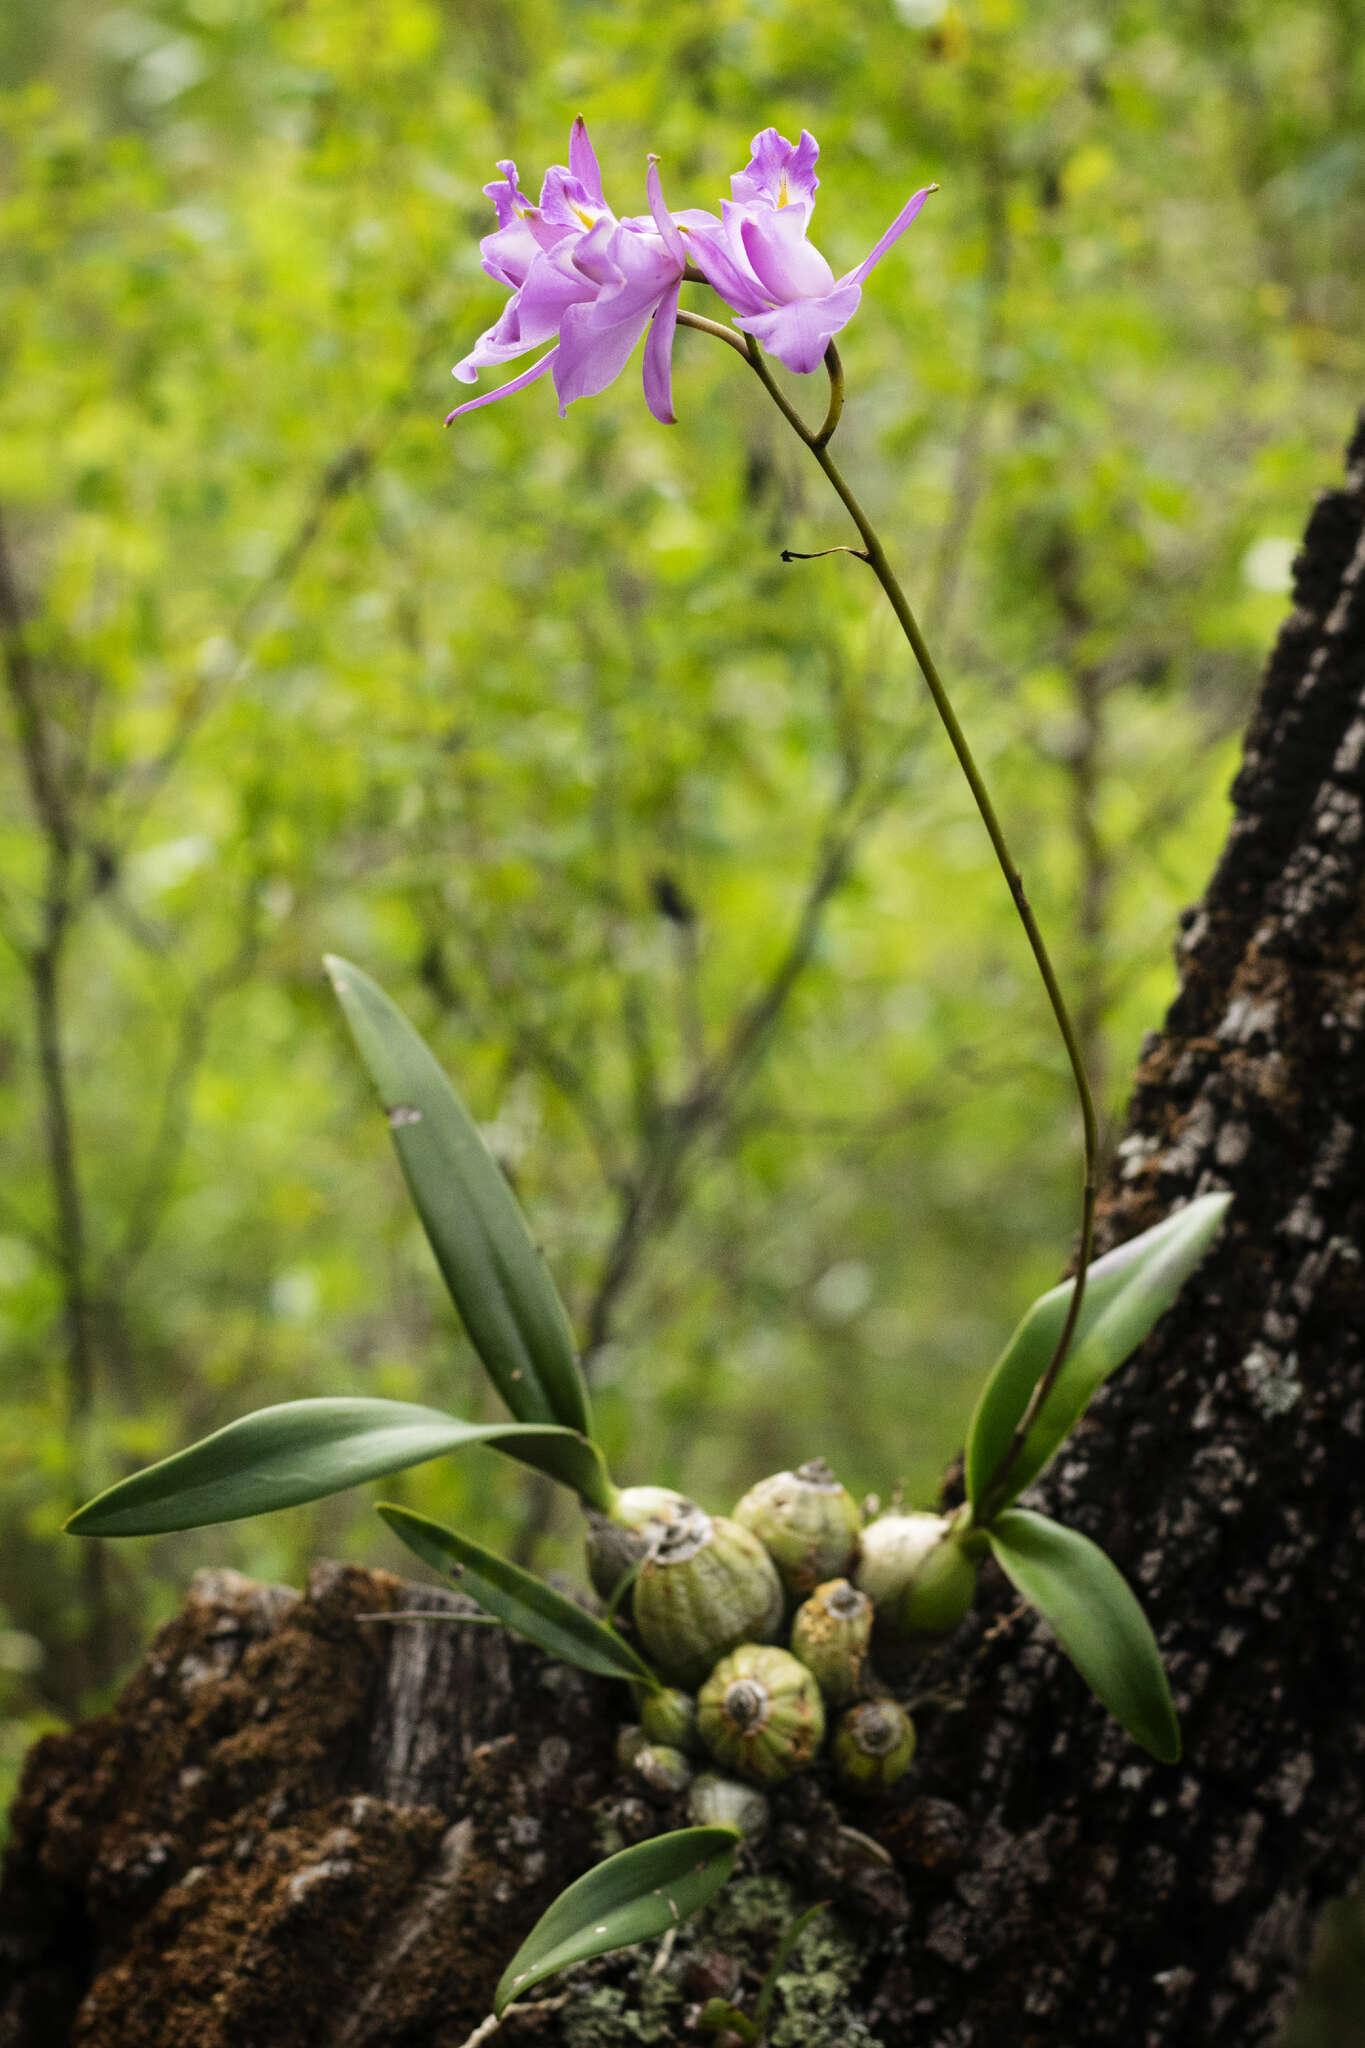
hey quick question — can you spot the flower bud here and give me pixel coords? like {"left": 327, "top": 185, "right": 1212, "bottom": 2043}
{"left": 632, "top": 1507, "right": 784, "bottom": 1689}
{"left": 697, "top": 1643, "right": 826, "bottom": 1785}
{"left": 833, "top": 1698, "right": 916, "bottom": 1791}
{"left": 732, "top": 1457, "right": 861, "bottom": 1602}
{"left": 789, "top": 1577, "right": 874, "bottom": 1703}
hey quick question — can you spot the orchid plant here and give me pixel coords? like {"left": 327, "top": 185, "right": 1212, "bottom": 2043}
{"left": 67, "top": 122, "right": 1231, "bottom": 2035}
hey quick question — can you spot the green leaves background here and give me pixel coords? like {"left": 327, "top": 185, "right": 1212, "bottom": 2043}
{"left": 1, "top": 0, "right": 1360, "bottom": 1809}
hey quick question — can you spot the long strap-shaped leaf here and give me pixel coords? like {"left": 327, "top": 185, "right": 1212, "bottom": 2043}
{"left": 376, "top": 1503, "right": 659, "bottom": 1688}
{"left": 494, "top": 1827, "right": 739, "bottom": 2016}
{"left": 326, "top": 957, "right": 594, "bottom": 1455}
{"left": 65, "top": 1397, "right": 613, "bottom": 1535}
{"left": 987, "top": 1508, "right": 1180, "bottom": 1764}
{"left": 965, "top": 1192, "right": 1230, "bottom": 1511}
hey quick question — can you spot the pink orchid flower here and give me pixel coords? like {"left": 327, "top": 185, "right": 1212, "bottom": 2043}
{"left": 450, "top": 119, "right": 689, "bottom": 425}
{"left": 685, "top": 128, "right": 935, "bottom": 375}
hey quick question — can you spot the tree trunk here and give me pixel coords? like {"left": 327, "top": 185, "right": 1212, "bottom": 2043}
{"left": 4, "top": 413, "right": 1365, "bottom": 2048}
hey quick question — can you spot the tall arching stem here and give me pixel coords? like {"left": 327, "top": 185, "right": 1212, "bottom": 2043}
{"left": 676, "top": 311, "right": 1100, "bottom": 1513}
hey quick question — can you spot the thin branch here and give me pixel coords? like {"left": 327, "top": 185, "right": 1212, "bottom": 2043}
{"left": 585, "top": 661, "right": 661, "bottom": 1150}
{"left": 0, "top": 1189, "right": 63, "bottom": 1267}
{"left": 0, "top": 509, "right": 74, "bottom": 865}
{"left": 101, "top": 884, "right": 266, "bottom": 1288}
{"left": 782, "top": 546, "right": 869, "bottom": 566}
{"left": 0, "top": 509, "right": 95, "bottom": 1427}
{"left": 0, "top": 503, "right": 111, "bottom": 1685}
{"left": 728, "top": 1045, "right": 1038, "bottom": 1149}
{"left": 669, "top": 902, "right": 707, "bottom": 1085}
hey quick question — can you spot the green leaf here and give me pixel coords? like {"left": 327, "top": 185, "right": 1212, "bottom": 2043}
{"left": 753, "top": 1901, "right": 829, "bottom": 2027}
{"left": 65, "top": 1398, "right": 610, "bottom": 1536}
{"left": 987, "top": 1509, "right": 1180, "bottom": 1763}
{"left": 494, "top": 1827, "right": 739, "bottom": 2015}
{"left": 375, "top": 1503, "right": 659, "bottom": 1688}
{"left": 325, "top": 957, "right": 595, "bottom": 1480}
{"left": 966, "top": 1193, "right": 1231, "bottom": 1511}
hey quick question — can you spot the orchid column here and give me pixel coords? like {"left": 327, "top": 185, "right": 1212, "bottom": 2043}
{"left": 452, "top": 121, "right": 1100, "bottom": 1515}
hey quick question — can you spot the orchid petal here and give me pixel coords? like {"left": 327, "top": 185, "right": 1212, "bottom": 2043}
{"left": 479, "top": 215, "right": 543, "bottom": 291}
{"left": 483, "top": 162, "right": 525, "bottom": 229}
{"left": 732, "top": 128, "right": 820, "bottom": 219}
{"left": 738, "top": 207, "right": 836, "bottom": 302}
{"left": 524, "top": 208, "right": 578, "bottom": 255}
{"left": 446, "top": 348, "right": 559, "bottom": 422}
{"left": 670, "top": 207, "right": 724, "bottom": 233}
{"left": 453, "top": 330, "right": 531, "bottom": 380}
{"left": 554, "top": 301, "right": 654, "bottom": 413}
{"left": 540, "top": 166, "right": 610, "bottom": 236}
{"left": 842, "top": 183, "right": 936, "bottom": 289}
{"left": 683, "top": 217, "right": 767, "bottom": 318}
{"left": 569, "top": 117, "right": 605, "bottom": 204}
{"left": 737, "top": 283, "right": 861, "bottom": 374}
{"left": 576, "top": 221, "right": 684, "bottom": 327}
{"left": 568, "top": 216, "right": 626, "bottom": 290}
{"left": 453, "top": 250, "right": 592, "bottom": 381}
{"left": 642, "top": 282, "right": 681, "bottom": 424}
{"left": 646, "top": 158, "right": 686, "bottom": 265}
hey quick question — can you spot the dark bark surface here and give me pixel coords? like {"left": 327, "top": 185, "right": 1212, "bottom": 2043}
{"left": 4, "top": 413, "right": 1365, "bottom": 2048}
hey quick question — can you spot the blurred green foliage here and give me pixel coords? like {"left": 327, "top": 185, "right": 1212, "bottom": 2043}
{"left": 1, "top": 2, "right": 1363, "bottom": 2029}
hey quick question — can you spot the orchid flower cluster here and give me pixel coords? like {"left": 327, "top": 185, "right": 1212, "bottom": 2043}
{"left": 450, "top": 119, "right": 935, "bottom": 424}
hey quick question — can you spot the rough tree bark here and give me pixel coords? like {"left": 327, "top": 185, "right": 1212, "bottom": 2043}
{"left": 3, "top": 414, "right": 1365, "bottom": 2048}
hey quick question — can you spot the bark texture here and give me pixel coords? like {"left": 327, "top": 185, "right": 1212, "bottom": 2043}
{"left": 4, "top": 413, "right": 1365, "bottom": 2047}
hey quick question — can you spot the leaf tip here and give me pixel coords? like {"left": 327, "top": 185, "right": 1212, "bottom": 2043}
{"left": 1152, "top": 1723, "right": 1182, "bottom": 1766}
{"left": 64, "top": 1494, "right": 110, "bottom": 1537}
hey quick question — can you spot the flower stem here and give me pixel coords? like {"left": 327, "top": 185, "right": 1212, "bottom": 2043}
{"left": 675, "top": 307, "right": 751, "bottom": 360}
{"left": 742, "top": 336, "right": 1098, "bottom": 1514}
